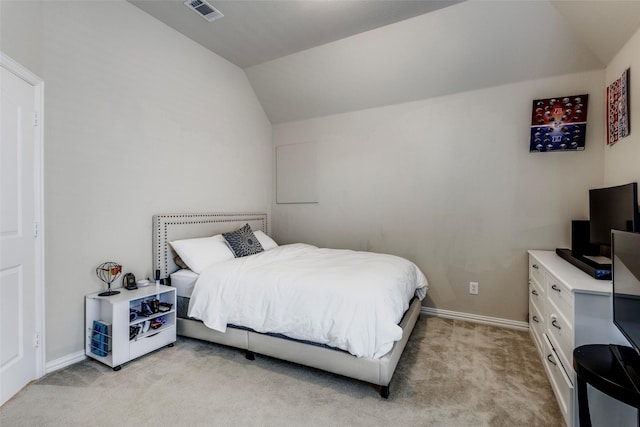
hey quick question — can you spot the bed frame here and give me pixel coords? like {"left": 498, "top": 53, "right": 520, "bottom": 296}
{"left": 153, "top": 212, "right": 421, "bottom": 398}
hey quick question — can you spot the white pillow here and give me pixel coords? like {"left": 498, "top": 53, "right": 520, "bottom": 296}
{"left": 254, "top": 230, "right": 278, "bottom": 250}
{"left": 169, "top": 234, "right": 234, "bottom": 273}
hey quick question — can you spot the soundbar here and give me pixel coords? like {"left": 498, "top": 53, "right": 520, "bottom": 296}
{"left": 555, "top": 248, "right": 611, "bottom": 280}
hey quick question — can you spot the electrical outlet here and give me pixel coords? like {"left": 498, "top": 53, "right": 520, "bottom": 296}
{"left": 469, "top": 281, "right": 479, "bottom": 295}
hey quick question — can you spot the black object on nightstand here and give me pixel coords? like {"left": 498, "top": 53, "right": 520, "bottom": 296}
{"left": 573, "top": 344, "right": 640, "bottom": 427}
{"left": 123, "top": 273, "right": 137, "bottom": 290}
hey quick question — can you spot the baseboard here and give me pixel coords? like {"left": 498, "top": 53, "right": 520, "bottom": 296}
{"left": 45, "top": 350, "right": 86, "bottom": 374}
{"left": 43, "top": 310, "right": 525, "bottom": 373}
{"left": 421, "top": 307, "right": 529, "bottom": 331}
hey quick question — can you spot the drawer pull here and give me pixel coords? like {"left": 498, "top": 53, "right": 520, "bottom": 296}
{"left": 552, "top": 319, "right": 561, "bottom": 330}
{"left": 532, "top": 315, "right": 539, "bottom": 323}
{"left": 531, "top": 289, "right": 539, "bottom": 296}
{"left": 551, "top": 284, "right": 561, "bottom": 293}
{"left": 546, "top": 354, "right": 557, "bottom": 366}
{"left": 532, "top": 264, "right": 539, "bottom": 270}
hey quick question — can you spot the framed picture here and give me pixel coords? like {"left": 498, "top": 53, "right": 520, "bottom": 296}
{"left": 607, "top": 68, "right": 630, "bottom": 146}
{"left": 530, "top": 94, "right": 588, "bottom": 152}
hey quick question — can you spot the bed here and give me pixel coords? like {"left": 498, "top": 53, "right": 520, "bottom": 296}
{"left": 153, "top": 212, "right": 427, "bottom": 397}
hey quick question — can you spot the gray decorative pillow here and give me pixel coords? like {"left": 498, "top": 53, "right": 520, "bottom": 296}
{"left": 174, "top": 255, "right": 189, "bottom": 270}
{"left": 222, "top": 224, "right": 264, "bottom": 258}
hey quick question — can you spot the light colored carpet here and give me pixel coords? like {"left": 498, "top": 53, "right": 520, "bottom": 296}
{"left": 0, "top": 317, "right": 563, "bottom": 426}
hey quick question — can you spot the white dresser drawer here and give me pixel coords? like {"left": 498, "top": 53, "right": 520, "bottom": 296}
{"left": 129, "top": 326, "right": 176, "bottom": 360}
{"left": 546, "top": 302, "right": 574, "bottom": 379}
{"left": 529, "top": 257, "right": 545, "bottom": 291}
{"left": 529, "top": 275, "right": 545, "bottom": 309}
{"left": 542, "top": 334, "right": 573, "bottom": 427}
{"left": 547, "top": 274, "right": 574, "bottom": 320}
{"left": 529, "top": 293, "right": 545, "bottom": 355}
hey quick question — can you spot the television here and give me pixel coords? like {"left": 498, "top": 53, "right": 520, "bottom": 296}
{"left": 612, "top": 230, "right": 640, "bottom": 357}
{"left": 611, "top": 230, "right": 640, "bottom": 393}
{"left": 589, "top": 183, "right": 639, "bottom": 255}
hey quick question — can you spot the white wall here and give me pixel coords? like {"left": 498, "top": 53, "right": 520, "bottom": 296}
{"left": 1, "top": 1, "right": 272, "bottom": 363}
{"left": 273, "top": 70, "right": 605, "bottom": 322}
{"left": 604, "top": 26, "right": 640, "bottom": 186}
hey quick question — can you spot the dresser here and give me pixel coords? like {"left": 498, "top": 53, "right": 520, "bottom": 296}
{"left": 528, "top": 250, "right": 635, "bottom": 427}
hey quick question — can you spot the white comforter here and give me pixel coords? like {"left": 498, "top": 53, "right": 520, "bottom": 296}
{"left": 188, "top": 243, "right": 428, "bottom": 358}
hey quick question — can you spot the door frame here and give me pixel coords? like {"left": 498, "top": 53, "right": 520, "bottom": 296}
{"left": 1, "top": 52, "right": 45, "bottom": 379}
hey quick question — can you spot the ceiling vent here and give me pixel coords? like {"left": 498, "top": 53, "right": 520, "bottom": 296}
{"left": 184, "top": 0, "right": 224, "bottom": 22}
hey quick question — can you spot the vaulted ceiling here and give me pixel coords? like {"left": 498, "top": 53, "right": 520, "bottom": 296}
{"left": 130, "top": 0, "right": 463, "bottom": 68}
{"left": 130, "top": 0, "right": 640, "bottom": 123}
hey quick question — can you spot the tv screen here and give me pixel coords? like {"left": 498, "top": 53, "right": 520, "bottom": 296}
{"left": 589, "top": 183, "right": 639, "bottom": 247}
{"left": 612, "top": 230, "right": 640, "bottom": 355}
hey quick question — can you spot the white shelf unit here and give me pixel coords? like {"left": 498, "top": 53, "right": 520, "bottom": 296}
{"left": 85, "top": 285, "right": 177, "bottom": 370}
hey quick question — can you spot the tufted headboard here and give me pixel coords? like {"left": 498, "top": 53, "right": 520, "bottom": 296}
{"left": 152, "top": 212, "right": 268, "bottom": 279}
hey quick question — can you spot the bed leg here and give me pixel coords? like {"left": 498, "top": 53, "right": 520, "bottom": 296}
{"left": 380, "top": 385, "right": 390, "bottom": 399}
{"left": 245, "top": 350, "right": 255, "bottom": 361}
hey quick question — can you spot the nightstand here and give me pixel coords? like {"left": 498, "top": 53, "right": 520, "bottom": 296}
{"left": 85, "top": 285, "right": 176, "bottom": 370}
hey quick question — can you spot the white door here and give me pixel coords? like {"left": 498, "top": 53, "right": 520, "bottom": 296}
{"left": 0, "top": 61, "right": 42, "bottom": 405}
